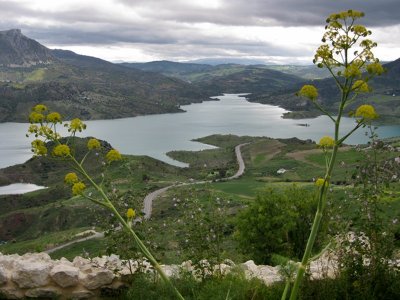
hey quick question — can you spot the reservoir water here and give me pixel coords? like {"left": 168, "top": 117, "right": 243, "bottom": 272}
{"left": 0, "top": 94, "right": 399, "bottom": 169}
{"left": 0, "top": 183, "right": 46, "bottom": 195}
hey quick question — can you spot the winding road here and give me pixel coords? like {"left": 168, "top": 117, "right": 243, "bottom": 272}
{"left": 44, "top": 143, "right": 248, "bottom": 253}
{"left": 143, "top": 143, "right": 249, "bottom": 219}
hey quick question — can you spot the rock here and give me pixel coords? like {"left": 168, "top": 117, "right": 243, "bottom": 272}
{"left": 0, "top": 287, "right": 23, "bottom": 299}
{"left": 50, "top": 264, "right": 79, "bottom": 287}
{"left": 257, "top": 265, "right": 281, "bottom": 285}
{"left": 22, "top": 252, "right": 52, "bottom": 262}
{"left": 25, "top": 287, "right": 61, "bottom": 298}
{"left": 73, "top": 256, "right": 90, "bottom": 268}
{"left": 81, "top": 267, "right": 115, "bottom": 290}
{"left": 161, "top": 264, "right": 180, "bottom": 277}
{"left": 223, "top": 259, "right": 235, "bottom": 266}
{"left": 70, "top": 290, "right": 95, "bottom": 299}
{"left": 0, "top": 253, "right": 19, "bottom": 270}
{"left": 0, "top": 266, "right": 7, "bottom": 285}
{"left": 12, "top": 261, "right": 51, "bottom": 288}
{"left": 214, "top": 263, "right": 231, "bottom": 276}
{"left": 241, "top": 260, "right": 258, "bottom": 275}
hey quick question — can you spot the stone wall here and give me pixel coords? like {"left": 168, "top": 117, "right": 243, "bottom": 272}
{"left": 0, "top": 252, "right": 337, "bottom": 299}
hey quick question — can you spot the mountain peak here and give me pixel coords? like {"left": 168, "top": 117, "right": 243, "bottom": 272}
{"left": 0, "top": 29, "right": 55, "bottom": 67}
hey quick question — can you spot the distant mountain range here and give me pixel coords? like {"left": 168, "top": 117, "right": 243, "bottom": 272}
{"left": 0, "top": 29, "right": 399, "bottom": 123}
{"left": 0, "top": 29, "right": 209, "bottom": 122}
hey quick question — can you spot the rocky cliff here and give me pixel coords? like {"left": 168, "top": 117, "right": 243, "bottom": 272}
{"left": 0, "top": 29, "right": 55, "bottom": 67}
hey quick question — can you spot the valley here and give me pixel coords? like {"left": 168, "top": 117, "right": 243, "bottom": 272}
{"left": 0, "top": 17, "right": 399, "bottom": 299}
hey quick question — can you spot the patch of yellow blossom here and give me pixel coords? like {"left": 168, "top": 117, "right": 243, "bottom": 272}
{"left": 31, "top": 139, "right": 47, "bottom": 156}
{"left": 351, "top": 80, "right": 370, "bottom": 93}
{"left": 106, "top": 149, "right": 122, "bottom": 163}
{"left": 68, "top": 118, "right": 86, "bottom": 132}
{"left": 87, "top": 138, "right": 101, "bottom": 150}
{"left": 298, "top": 85, "right": 318, "bottom": 101}
{"left": 46, "top": 112, "right": 62, "bottom": 123}
{"left": 355, "top": 104, "right": 378, "bottom": 120}
{"left": 32, "top": 104, "right": 47, "bottom": 113}
{"left": 72, "top": 182, "right": 86, "bottom": 195}
{"left": 366, "top": 62, "right": 384, "bottom": 75}
{"left": 315, "top": 178, "right": 329, "bottom": 187}
{"left": 318, "top": 136, "right": 335, "bottom": 148}
{"left": 29, "top": 112, "right": 45, "bottom": 123}
{"left": 64, "top": 172, "right": 79, "bottom": 185}
{"left": 126, "top": 208, "right": 136, "bottom": 219}
{"left": 52, "top": 144, "right": 71, "bottom": 157}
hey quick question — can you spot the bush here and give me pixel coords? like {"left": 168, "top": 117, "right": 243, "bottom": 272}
{"left": 235, "top": 185, "right": 323, "bottom": 264}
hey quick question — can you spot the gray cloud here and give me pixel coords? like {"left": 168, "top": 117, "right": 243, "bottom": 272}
{"left": 116, "top": 0, "right": 400, "bottom": 27}
{"left": 0, "top": 0, "right": 399, "bottom": 62}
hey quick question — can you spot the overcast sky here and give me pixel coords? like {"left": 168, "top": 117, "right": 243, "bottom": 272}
{"left": 0, "top": 0, "right": 399, "bottom": 64}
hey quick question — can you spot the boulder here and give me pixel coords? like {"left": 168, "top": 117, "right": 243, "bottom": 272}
{"left": 70, "top": 289, "right": 95, "bottom": 299}
{"left": 0, "top": 287, "right": 23, "bottom": 299}
{"left": 240, "top": 260, "right": 259, "bottom": 275}
{"left": 0, "top": 266, "right": 7, "bottom": 285}
{"left": 50, "top": 264, "right": 79, "bottom": 288}
{"left": 257, "top": 265, "right": 281, "bottom": 285}
{"left": 12, "top": 261, "right": 51, "bottom": 288}
{"left": 161, "top": 264, "right": 180, "bottom": 277}
{"left": 0, "top": 253, "right": 19, "bottom": 270}
{"left": 25, "top": 287, "right": 61, "bottom": 298}
{"left": 81, "top": 267, "right": 115, "bottom": 290}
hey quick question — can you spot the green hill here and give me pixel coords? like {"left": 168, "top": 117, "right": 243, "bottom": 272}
{"left": 0, "top": 30, "right": 210, "bottom": 122}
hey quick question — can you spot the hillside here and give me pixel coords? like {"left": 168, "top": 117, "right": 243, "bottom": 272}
{"left": 125, "top": 61, "right": 305, "bottom": 94}
{"left": 126, "top": 60, "right": 332, "bottom": 81}
{"left": 0, "top": 29, "right": 54, "bottom": 67}
{"left": 247, "top": 59, "right": 400, "bottom": 122}
{"left": 0, "top": 30, "right": 210, "bottom": 122}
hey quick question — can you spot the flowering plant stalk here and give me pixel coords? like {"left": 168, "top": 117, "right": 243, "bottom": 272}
{"left": 27, "top": 106, "right": 185, "bottom": 300}
{"left": 287, "top": 10, "right": 384, "bottom": 300}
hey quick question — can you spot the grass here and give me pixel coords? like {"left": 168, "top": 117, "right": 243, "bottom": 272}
{"left": 50, "top": 238, "right": 107, "bottom": 260}
{"left": 24, "top": 68, "right": 46, "bottom": 82}
{"left": 120, "top": 271, "right": 285, "bottom": 300}
{"left": 0, "top": 227, "right": 92, "bottom": 254}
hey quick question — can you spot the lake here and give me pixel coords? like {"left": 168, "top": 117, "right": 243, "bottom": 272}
{"left": 0, "top": 183, "right": 46, "bottom": 195}
{"left": 0, "top": 94, "right": 399, "bottom": 169}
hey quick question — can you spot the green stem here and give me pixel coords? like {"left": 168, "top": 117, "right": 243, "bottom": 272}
{"left": 289, "top": 90, "right": 345, "bottom": 299}
{"left": 281, "top": 280, "right": 291, "bottom": 300}
{"left": 70, "top": 156, "right": 185, "bottom": 300}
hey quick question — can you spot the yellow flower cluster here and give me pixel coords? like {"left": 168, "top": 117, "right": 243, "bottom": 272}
{"left": 29, "top": 112, "right": 45, "bottom": 123}
{"left": 31, "top": 139, "right": 47, "bottom": 156}
{"left": 87, "top": 138, "right": 101, "bottom": 150}
{"left": 28, "top": 124, "right": 39, "bottom": 134}
{"left": 315, "top": 178, "right": 329, "bottom": 187}
{"left": 72, "top": 182, "right": 86, "bottom": 195}
{"left": 106, "top": 149, "right": 122, "bottom": 163}
{"left": 355, "top": 104, "right": 378, "bottom": 120}
{"left": 68, "top": 118, "right": 86, "bottom": 132}
{"left": 351, "top": 80, "right": 370, "bottom": 93}
{"left": 298, "top": 85, "right": 318, "bottom": 101}
{"left": 33, "top": 104, "right": 48, "bottom": 113}
{"left": 352, "top": 25, "right": 368, "bottom": 36}
{"left": 126, "top": 208, "right": 136, "bottom": 219}
{"left": 318, "top": 136, "right": 335, "bottom": 148}
{"left": 53, "top": 144, "right": 71, "bottom": 157}
{"left": 328, "top": 10, "right": 364, "bottom": 22}
{"left": 46, "top": 112, "right": 62, "bottom": 123}
{"left": 344, "top": 63, "right": 362, "bottom": 78}
{"left": 366, "top": 62, "right": 385, "bottom": 75}
{"left": 64, "top": 172, "right": 79, "bottom": 184}
{"left": 314, "top": 45, "right": 332, "bottom": 62}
